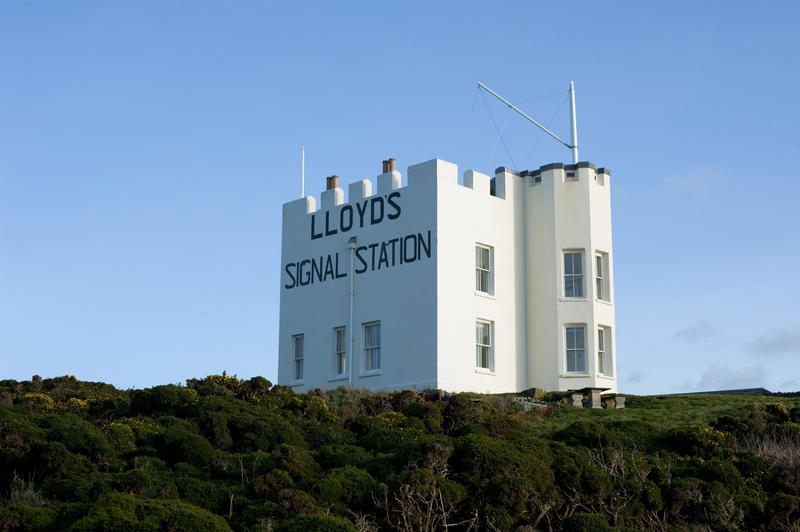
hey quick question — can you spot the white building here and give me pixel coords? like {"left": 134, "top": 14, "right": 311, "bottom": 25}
{"left": 278, "top": 157, "right": 616, "bottom": 394}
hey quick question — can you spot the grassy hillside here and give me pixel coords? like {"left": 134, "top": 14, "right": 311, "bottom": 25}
{"left": 1, "top": 375, "right": 800, "bottom": 531}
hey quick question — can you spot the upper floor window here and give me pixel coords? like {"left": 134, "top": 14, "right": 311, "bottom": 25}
{"left": 595, "top": 252, "right": 609, "bottom": 301}
{"left": 475, "top": 244, "right": 494, "bottom": 295}
{"left": 476, "top": 319, "right": 494, "bottom": 371}
{"left": 334, "top": 326, "right": 347, "bottom": 376}
{"left": 564, "top": 251, "right": 584, "bottom": 298}
{"left": 565, "top": 325, "right": 586, "bottom": 374}
{"left": 363, "top": 322, "right": 381, "bottom": 371}
{"left": 293, "top": 334, "right": 304, "bottom": 381}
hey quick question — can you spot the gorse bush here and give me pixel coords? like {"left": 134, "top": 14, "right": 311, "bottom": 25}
{"left": 0, "top": 375, "right": 798, "bottom": 531}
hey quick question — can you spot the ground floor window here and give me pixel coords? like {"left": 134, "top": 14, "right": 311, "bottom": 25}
{"left": 565, "top": 326, "right": 586, "bottom": 374}
{"left": 476, "top": 320, "right": 494, "bottom": 371}
{"left": 293, "top": 334, "right": 304, "bottom": 380}
{"left": 363, "top": 322, "right": 381, "bottom": 371}
{"left": 598, "top": 326, "right": 612, "bottom": 376}
{"left": 334, "top": 326, "right": 346, "bottom": 376}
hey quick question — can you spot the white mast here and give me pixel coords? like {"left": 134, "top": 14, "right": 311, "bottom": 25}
{"left": 569, "top": 81, "right": 578, "bottom": 164}
{"left": 301, "top": 146, "right": 305, "bottom": 198}
{"left": 477, "top": 81, "right": 579, "bottom": 163}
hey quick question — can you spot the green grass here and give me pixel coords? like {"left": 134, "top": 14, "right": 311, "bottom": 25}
{"left": 528, "top": 393, "right": 800, "bottom": 435}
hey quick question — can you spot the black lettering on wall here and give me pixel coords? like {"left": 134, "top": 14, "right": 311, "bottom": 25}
{"left": 356, "top": 201, "right": 368, "bottom": 228}
{"left": 324, "top": 211, "right": 338, "bottom": 236}
{"left": 370, "top": 197, "right": 384, "bottom": 225}
{"left": 299, "top": 259, "right": 311, "bottom": 286}
{"left": 355, "top": 246, "right": 368, "bottom": 274}
{"left": 418, "top": 231, "right": 431, "bottom": 258}
{"left": 284, "top": 263, "right": 296, "bottom": 289}
{"left": 311, "top": 214, "right": 323, "bottom": 240}
{"left": 340, "top": 205, "right": 353, "bottom": 232}
{"left": 387, "top": 191, "right": 401, "bottom": 220}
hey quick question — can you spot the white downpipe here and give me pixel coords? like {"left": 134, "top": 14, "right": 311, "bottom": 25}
{"left": 347, "top": 237, "right": 357, "bottom": 386}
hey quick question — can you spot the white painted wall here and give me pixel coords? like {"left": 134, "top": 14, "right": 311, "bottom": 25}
{"left": 278, "top": 158, "right": 617, "bottom": 394}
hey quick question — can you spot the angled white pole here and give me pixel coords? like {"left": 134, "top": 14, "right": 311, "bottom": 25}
{"left": 477, "top": 81, "right": 574, "bottom": 150}
{"left": 569, "top": 81, "right": 578, "bottom": 164}
{"left": 301, "top": 146, "right": 305, "bottom": 197}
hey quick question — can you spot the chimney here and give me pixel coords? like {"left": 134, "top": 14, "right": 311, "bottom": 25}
{"left": 326, "top": 175, "right": 339, "bottom": 190}
{"left": 388, "top": 158, "right": 396, "bottom": 172}
{"left": 382, "top": 160, "right": 388, "bottom": 173}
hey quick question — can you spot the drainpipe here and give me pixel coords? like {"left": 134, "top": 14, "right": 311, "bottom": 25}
{"left": 347, "top": 236, "right": 357, "bottom": 386}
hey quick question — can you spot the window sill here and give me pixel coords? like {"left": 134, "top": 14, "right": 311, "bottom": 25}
{"left": 597, "top": 374, "right": 615, "bottom": 379}
{"left": 290, "top": 380, "right": 304, "bottom": 387}
{"left": 475, "top": 368, "right": 496, "bottom": 376}
{"left": 595, "top": 299, "right": 614, "bottom": 307}
{"left": 474, "top": 291, "right": 496, "bottom": 300}
{"left": 560, "top": 374, "right": 589, "bottom": 378}
{"left": 559, "top": 297, "right": 588, "bottom": 302}
{"left": 359, "top": 370, "right": 383, "bottom": 378}
{"left": 328, "top": 376, "right": 348, "bottom": 382}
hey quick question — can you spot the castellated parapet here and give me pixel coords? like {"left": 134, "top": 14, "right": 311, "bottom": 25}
{"left": 278, "top": 158, "right": 616, "bottom": 395}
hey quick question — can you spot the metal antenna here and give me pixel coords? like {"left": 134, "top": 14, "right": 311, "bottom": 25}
{"left": 301, "top": 146, "right": 305, "bottom": 198}
{"left": 569, "top": 81, "right": 578, "bottom": 164}
{"left": 477, "top": 81, "right": 578, "bottom": 163}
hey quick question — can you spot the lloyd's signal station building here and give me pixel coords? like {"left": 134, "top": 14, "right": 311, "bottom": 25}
{"left": 278, "top": 156, "right": 617, "bottom": 394}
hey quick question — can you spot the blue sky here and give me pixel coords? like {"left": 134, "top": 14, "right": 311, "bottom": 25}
{"left": 2, "top": 1, "right": 799, "bottom": 394}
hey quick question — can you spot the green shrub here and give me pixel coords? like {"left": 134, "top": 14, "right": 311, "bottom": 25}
{"left": 766, "top": 492, "right": 800, "bottom": 530}
{"left": 174, "top": 476, "right": 230, "bottom": 514}
{"left": 112, "top": 469, "right": 151, "bottom": 495}
{"left": 766, "top": 403, "right": 790, "bottom": 424}
{"left": 275, "top": 514, "right": 356, "bottom": 532}
{"left": 70, "top": 491, "right": 231, "bottom": 531}
{"left": 129, "top": 385, "right": 198, "bottom": 416}
{"left": 235, "top": 415, "right": 306, "bottom": 452}
{"left": 317, "top": 466, "right": 377, "bottom": 507}
{"left": 562, "top": 512, "right": 615, "bottom": 532}
{"left": 318, "top": 444, "right": 372, "bottom": 470}
{"left": 0, "top": 505, "right": 56, "bottom": 531}
{"left": 206, "top": 413, "right": 234, "bottom": 451}
{"left": 42, "top": 414, "right": 112, "bottom": 460}
{"left": 277, "top": 488, "right": 320, "bottom": 516}
{"left": 664, "top": 426, "right": 736, "bottom": 459}
{"left": 31, "top": 441, "right": 94, "bottom": 480}
{"left": 270, "top": 444, "right": 320, "bottom": 484}
{"left": 251, "top": 469, "right": 293, "bottom": 501}
{"left": 103, "top": 422, "right": 136, "bottom": 453}
{"left": 161, "top": 431, "right": 216, "bottom": 467}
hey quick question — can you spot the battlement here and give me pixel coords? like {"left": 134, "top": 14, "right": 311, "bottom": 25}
{"left": 283, "top": 158, "right": 516, "bottom": 219}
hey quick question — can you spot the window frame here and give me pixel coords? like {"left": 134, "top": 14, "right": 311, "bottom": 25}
{"left": 563, "top": 250, "right": 585, "bottom": 298}
{"left": 475, "top": 243, "right": 494, "bottom": 295}
{"left": 595, "top": 251, "right": 609, "bottom": 302}
{"left": 565, "top": 325, "right": 587, "bottom": 375}
{"left": 475, "top": 319, "right": 494, "bottom": 372}
{"left": 597, "top": 325, "right": 612, "bottom": 376}
{"left": 363, "top": 321, "right": 381, "bottom": 373}
{"left": 597, "top": 327, "right": 605, "bottom": 375}
{"left": 333, "top": 326, "right": 347, "bottom": 377}
{"left": 292, "top": 334, "right": 304, "bottom": 382}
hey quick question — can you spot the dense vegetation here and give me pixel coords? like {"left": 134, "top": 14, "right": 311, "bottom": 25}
{"left": 2, "top": 375, "right": 800, "bottom": 531}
